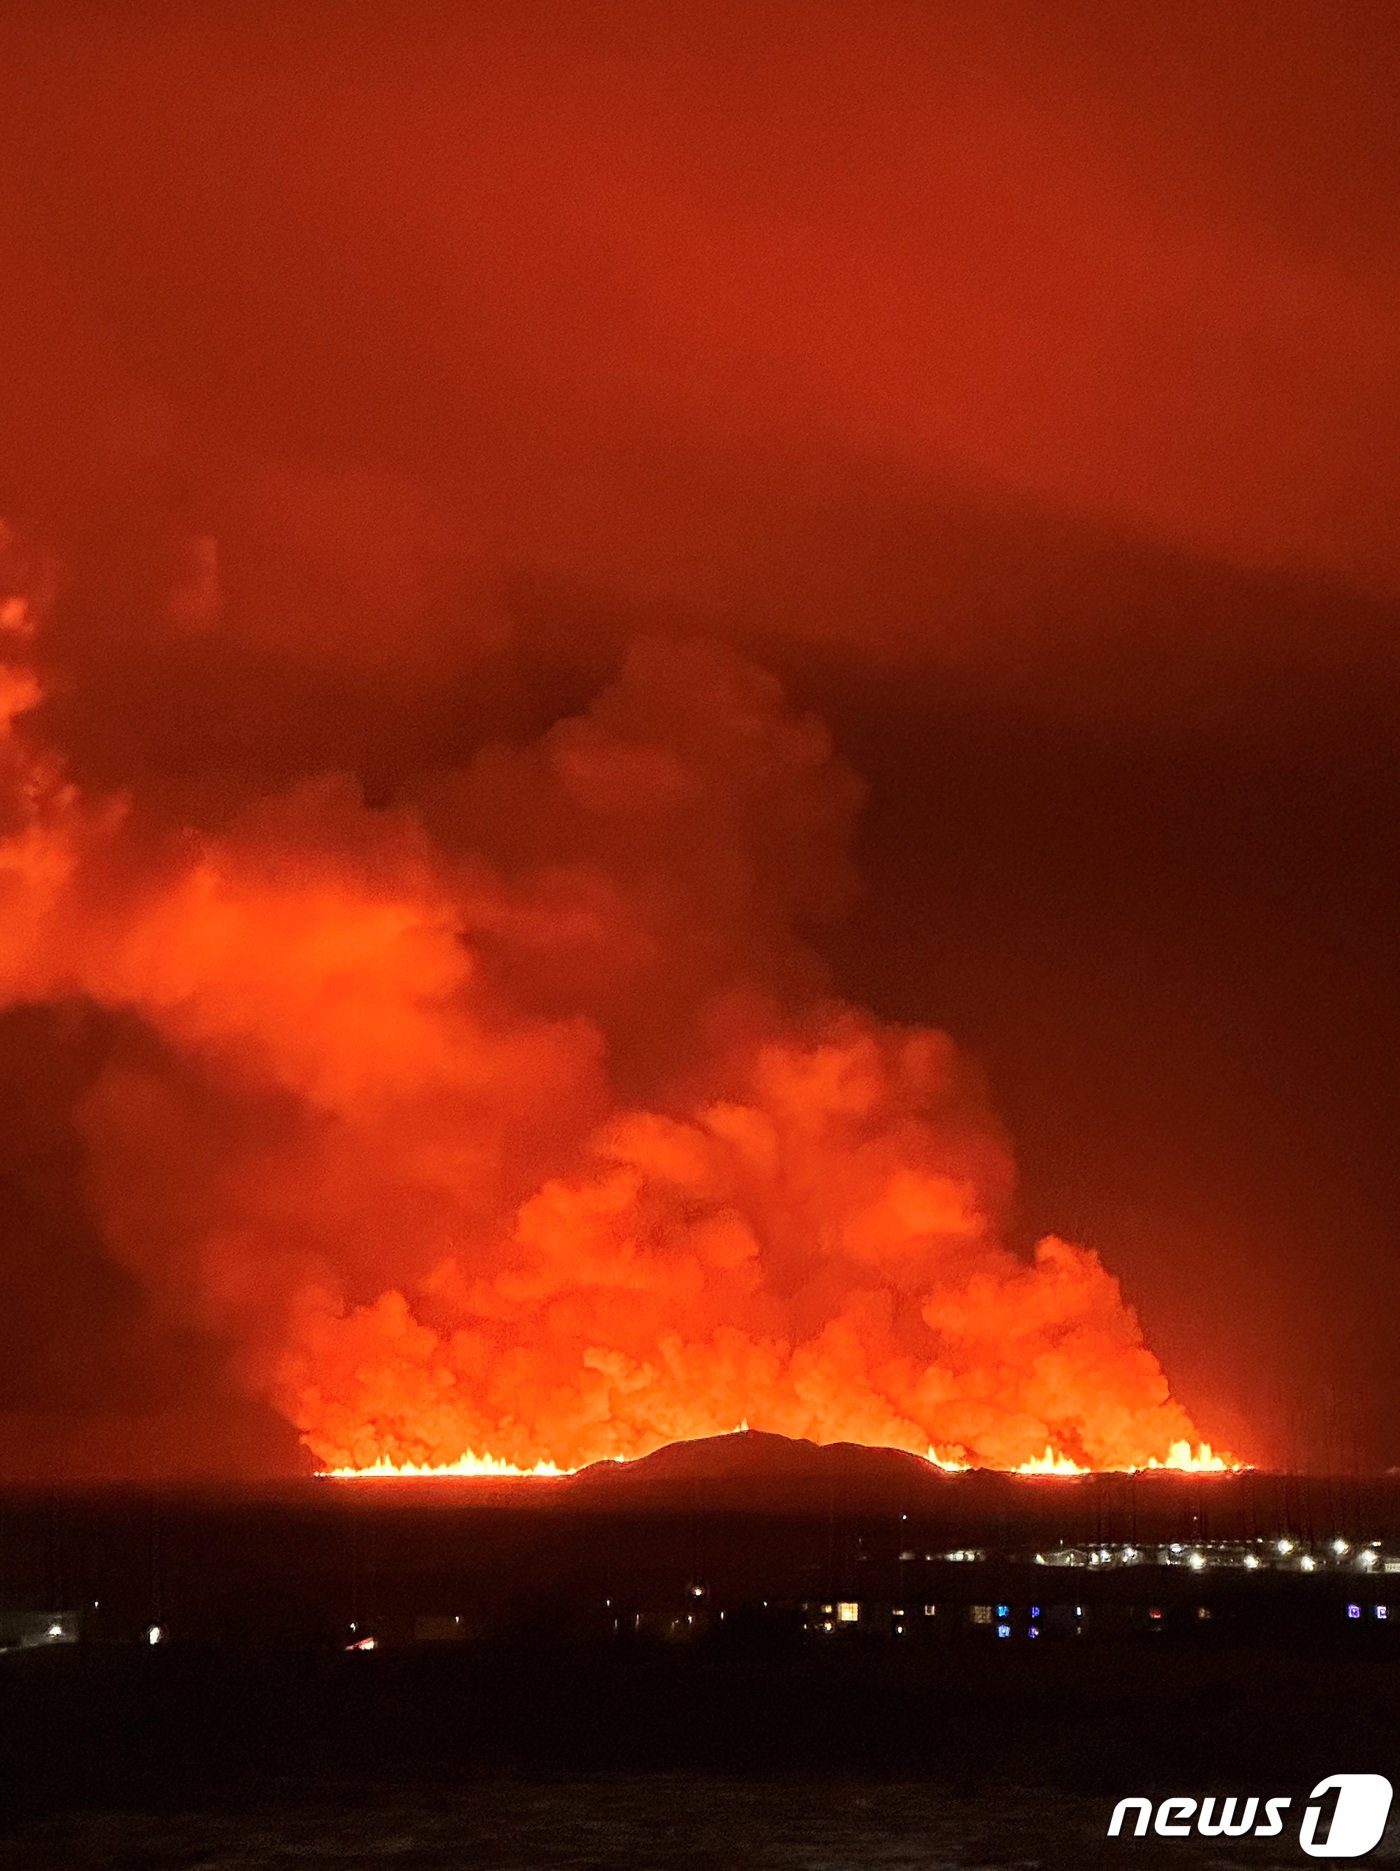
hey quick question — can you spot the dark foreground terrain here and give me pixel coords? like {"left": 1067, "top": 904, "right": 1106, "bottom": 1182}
{"left": 2, "top": 1447, "right": 1397, "bottom": 1866}
{"left": 14, "top": 1771, "right": 1399, "bottom": 1871}
{"left": 1, "top": 1637, "right": 1397, "bottom": 1868}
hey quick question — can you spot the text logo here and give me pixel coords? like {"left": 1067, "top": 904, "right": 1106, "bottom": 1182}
{"left": 1107, "top": 1775, "right": 1392, "bottom": 1857}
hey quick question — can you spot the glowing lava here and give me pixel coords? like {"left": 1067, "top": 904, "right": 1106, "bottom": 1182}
{"left": 319, "top": 1451, "right": 570, "bottom": 1479}
{"left": 317, "top": 1433, "right": 1243, "bottom": 1480}
{"left": 1015, "top": 1446, "right": 1090, "bottom": 1476}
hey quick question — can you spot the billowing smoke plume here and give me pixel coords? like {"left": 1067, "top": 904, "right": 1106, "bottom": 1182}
{"left": 0, "top": 527, "right": 1221, "bottom": 1472}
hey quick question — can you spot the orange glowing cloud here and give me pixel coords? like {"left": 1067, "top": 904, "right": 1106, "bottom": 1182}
{"left": 0, "top": 549, "right": 1236, "bottom": 1475}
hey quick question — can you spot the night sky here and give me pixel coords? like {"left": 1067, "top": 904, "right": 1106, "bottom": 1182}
{"left": 1, "top": 2, "right": 1397, "bottom": 1475}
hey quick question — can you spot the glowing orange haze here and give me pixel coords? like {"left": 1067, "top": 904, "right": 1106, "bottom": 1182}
{"left": 0, "top": 544, "right": 1237, "bottom": 1476}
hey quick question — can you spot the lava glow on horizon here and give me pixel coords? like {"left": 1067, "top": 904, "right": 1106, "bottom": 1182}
{"left": 316, "top": 1431, "right": 1242, "bottom": 1481}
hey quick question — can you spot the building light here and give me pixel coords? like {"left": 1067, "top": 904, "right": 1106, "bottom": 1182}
{"left": 1277, "top": 1540, "right": 1293, "bottom": 1556}
{"left": 996, "top": 1604, "right": 1009, "bottom": 1617}
{"left": 146, "top": 1624, "right": 163, "bottom": 1646}
{"left": 1333, "top": 1540, "right": 1349, "bottom": 1556}
{"left": 1244, "top": 1554, "right": 1260, "bottom": 1569}
{"left": 971, "top": 1605, "right": 993, "bottom": 1625}
{"left": 1188, "top": 1553, "right": 1205, "bottom": 1571}
{"left": 836, "top": 1601, "right": 859, "bottom": 1624}
{"left": 1359, "top": 1551, "right": 1377, "bottom": 1569}
{"left": 1376, "top": 1606, "right": 1389, "bottom": 1621}
{"left": 1030, "top": 1605, "right": 1041, "bottom": 1619}
{"left": 996, "top": 1624, "right": 1011, "bottom": 1639}
{"left": 46, "top": 1623, "right": 64, "bottom": 1639}
{"left": 1347, "top": 1604, "right": 1362, "bottom": 1619}
{"left": 1301, "top": 1556, "right": 1316, "bottom": 1572}
{"left": 923, "top": 1604, "right": 936, "bottom": 1616}
{"left": 1028, "top": 1626, "right": 1039, "bottom": 1639}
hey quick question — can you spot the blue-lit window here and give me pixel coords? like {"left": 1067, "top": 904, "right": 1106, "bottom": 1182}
{"left": 1028, "top": 1626, "right": 1040, "bottom": 1639}
{"left": 1030, "top": 1605, "right": 1041, "bottom": 1619}
{"left": 1375, "top": 1606, "right": 1389, "bottom": 1621}
{"left": 1346, "top": 1604, "right": 1361, "bottom": 1619}
{"left": 996, "top": 1604, "right": 1009, "bottom": 1617}
{"left": 996, "top": 1623, "right": 1011, "bottom": 1639}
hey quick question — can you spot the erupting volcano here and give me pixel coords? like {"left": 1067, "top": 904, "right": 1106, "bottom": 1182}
{"left": 0, "top": 529, "right": 1238, "bottom": 1480}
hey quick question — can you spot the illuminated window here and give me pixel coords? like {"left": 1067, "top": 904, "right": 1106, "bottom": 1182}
{"left": 1148, "top": 1608, "right": 1163, "bottom": 1621}
{"left": 1375, "top": 1606, "right": 1389, "bottom": 1621}
{"left": 996, "top": 1623, "right": 1011, "bottom": 1638}
{"left": 996, "top": 1604, "right": 1009, "bottom": 1617}
{"left": 971, "top": 1605, "right": 993, "bottom": 1625}
{"left": 836, "top": 1601, "right": 859, "bottom": 1624}
{"left": 923, "top": 1604, "right": 936, "bottom": 1616}
{"left": 1347, "top": 1604, "right": 1361, "bottom": 1619}
{"left": 1030, "top": 1605, "right": 1041, "bottom": 1619}
{"left": 1028, "top": 1626, "right": 1040, "bottom": 1639}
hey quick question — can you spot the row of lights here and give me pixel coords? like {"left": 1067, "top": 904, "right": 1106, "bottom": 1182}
{"left": 1027, "top": 1537, "right": 1390, "bottom": 1572}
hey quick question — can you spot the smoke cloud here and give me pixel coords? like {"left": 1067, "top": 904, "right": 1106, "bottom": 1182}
{"left": 0, "top": 526, "right": 1221, "bottom": 1473}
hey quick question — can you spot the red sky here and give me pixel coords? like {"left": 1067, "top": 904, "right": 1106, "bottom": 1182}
{"left": 1, "top": 1, "right": 1397, "bottom": 1474}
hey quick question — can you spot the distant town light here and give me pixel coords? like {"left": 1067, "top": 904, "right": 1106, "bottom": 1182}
{"left": 1300, "top": 1556, "right": 1317, "bottom": 1572}
{"left": 836, "top": 1601, "right": 859, "bottom": 1623}
{"left": 46, "top": 1623, "right": 63, "bottom": 1639}
{"left": 147, "top": 1624, "right": 163, "bottom": 1645}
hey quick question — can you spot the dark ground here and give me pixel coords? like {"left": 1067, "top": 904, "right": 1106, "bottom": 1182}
{"left": 2, "top": 1455, "right": 1397, "bottom": 1866}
